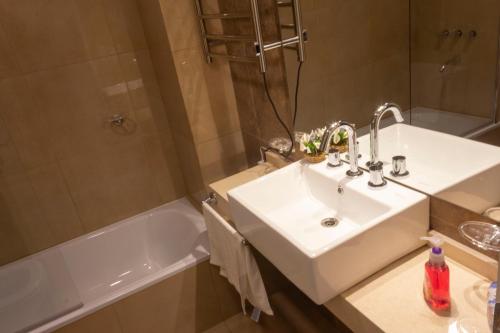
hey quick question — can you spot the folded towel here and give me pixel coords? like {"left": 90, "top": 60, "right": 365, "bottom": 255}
{"left": 202, "top": 202, "right": 273, "bottom": 316}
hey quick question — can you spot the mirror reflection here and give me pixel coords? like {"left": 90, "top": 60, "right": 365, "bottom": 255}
{"left": 285, "top": 0, "right": 500, "bottom": 230}
{"left": 287, "top": 0, "right": 498, "bottom": 136}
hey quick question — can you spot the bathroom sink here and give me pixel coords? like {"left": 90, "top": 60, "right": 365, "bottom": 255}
{"left": 356, "top": 124, "right": 500, "bottom": 213}
{"left": 228, "top": 160, "right": 429, "bottom": 304}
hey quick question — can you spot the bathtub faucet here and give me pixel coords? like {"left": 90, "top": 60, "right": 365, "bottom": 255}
{"left": 440, "top": 55, "right": 461, "bottom": 73}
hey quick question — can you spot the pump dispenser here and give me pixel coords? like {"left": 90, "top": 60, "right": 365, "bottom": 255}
{"left": 421, "top": 236, "right": 450, "bottom": 311}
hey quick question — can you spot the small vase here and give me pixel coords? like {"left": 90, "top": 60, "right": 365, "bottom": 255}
{"left": 304, "top": 153, "right": 325, "bottom": 163}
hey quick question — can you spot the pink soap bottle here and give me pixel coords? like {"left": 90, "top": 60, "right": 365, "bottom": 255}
{"left": 421, "top": 236, "right": 450, "bottom": 311}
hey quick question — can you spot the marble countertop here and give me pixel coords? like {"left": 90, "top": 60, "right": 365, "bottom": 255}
{"left": 325, "top": 247, "right": 491, "bottom": 333}
{"left": 209, "top": 157, "right": 496, "bottom": 333}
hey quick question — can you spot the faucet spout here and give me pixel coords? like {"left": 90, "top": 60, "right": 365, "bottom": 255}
{"left": 369, "top": 102, "right": 404, "bottom": 166}
{"left": 320, "top": 121, "right": 363, "bottom": 177}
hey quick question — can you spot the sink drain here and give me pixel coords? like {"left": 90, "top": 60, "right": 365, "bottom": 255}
{"left": 321, "top": 217, "right": 339, "bottom": 228}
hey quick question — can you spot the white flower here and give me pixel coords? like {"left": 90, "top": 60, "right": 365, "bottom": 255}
{"left": 299, "top": 133, "right": 310, "bottom": 152}
{"left": 333, "top": 133, "right": 341, "bottom": 144}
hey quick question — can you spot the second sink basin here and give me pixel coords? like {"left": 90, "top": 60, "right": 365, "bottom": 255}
{"left": 228, "top": 159, "right": 429, "bottom": 304}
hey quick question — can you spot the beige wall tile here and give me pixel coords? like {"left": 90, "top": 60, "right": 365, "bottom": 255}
{"left": 411, "top": 0, "right": 498, "bottom": 118}
{"left": 0, "top": 0, "right": 188, "bottom": 267}
{"left": 0, "top": 170, "right": 31, "bottom": 265}
{"left": 101, "top": 0, "right": 148, "bottom": 52}
{"left": 149, "top": 46, "right": 193, "bottom": 140}
{"left": 0, "top": 24, "right": 21, "bottom": 80}
{"left": 114, "top": 261, "right": 224, "bottom": 333}
{"left": 54, "top": 306, "right": 122, "bottom": 333}
{"left": 322, "top": 63, "right": 375, "bottom": 128}
{"left": 174, "top": 133, "right": 206, "bottom": 202}
{"left": 28, "top": 61, "right": 111, "bottom": 160}
{"left": 0, "top": 76, "right": 56, "bottom": 169}
{"left": 369, "top": 0, "right": 409, "bottom": 61}
{"left": 72, "top": 0, "right": 117, "bottom": 57}
{"left": 142, "top": 133, "right": 186, "bottom": 202}
{"left": 140, "top": 0, "right": 247, "bottom": 196}
{"left": 196, "top": 131, "right": 248, "bottom": 186}
{"left": 137, "top": 1, "right": 206, "bottom": 201}
{"left": 0, "top": 115, "right": 52, "bottom": 264}
{"left": 173, "top": 49, "right": 242, "bottom": 145}
{"left": 0, "top": 0, "right": 115, "bottom": 73}
{"left": 288, "top": 0, "right": 410, "bottom": 132}
{"left": 27, "top": 163, "right": 84, "bottom": 244}
{"left": 118, "top": 50, "right": 175, "bottom": 136}
{"left": 0, "top": 172, "right": 55, "bottom": 256}
{"left": 371, "top": 52, "right": 411, "bottom": 111}
{"left": 59, "top": 139, "right": 163, "bottom": 232}
{"left": 0, "top": 112, "right": 30, "bottom": 177}
{"left": 159, "top": 0, "right": 201, "bottom": 52}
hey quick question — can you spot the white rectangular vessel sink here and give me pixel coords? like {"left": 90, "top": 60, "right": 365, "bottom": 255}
{"left": 356, "top": 124, "right": 500, "bottom": 213}
{"left": 228, "top": 160, "right": 429, "bottom": 304}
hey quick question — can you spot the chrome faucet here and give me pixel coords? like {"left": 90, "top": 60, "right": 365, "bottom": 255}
{"left": 320, "top": 121, "right": 363, "bottom": 177}
{"left": 368, "top": 103, "right": 404, "bottom": 167}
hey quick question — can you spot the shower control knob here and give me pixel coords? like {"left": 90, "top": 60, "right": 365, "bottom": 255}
{"left": 469, "top": 30, "right": 478, "bottom": 38}
{"left": 440, "top": 30, "right": 450, "bottom": 38}
{"left": 453, "top": 29, "right": 463, "bottom": 38}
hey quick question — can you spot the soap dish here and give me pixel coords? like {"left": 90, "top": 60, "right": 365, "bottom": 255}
{"left": 484, "top": 207, "right": 500, "bottom": 223}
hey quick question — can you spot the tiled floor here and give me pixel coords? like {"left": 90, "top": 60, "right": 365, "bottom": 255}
{"left": 202, "top": 289, "right": 350, "bottom": 333}
{"left": 202, "top": 312, "right": 296, "bottom": 333}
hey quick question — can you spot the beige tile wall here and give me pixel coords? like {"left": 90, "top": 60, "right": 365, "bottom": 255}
{"left": 137, "top": 0, "right": 249, "bottom": 202}
{"left": 55, "top": 261, "right": 240, "bottom": 333}
{"left": 0, "top": 0, "right": 186, "bottom": 265}
{"left": 216, "top": 0, "right": 295, "bottom": 165}
{"left": 287, "top": 0, "right": 411, "bottom": 133}
{"left": 411, "top": 0, "right": 499, "bottom": 119}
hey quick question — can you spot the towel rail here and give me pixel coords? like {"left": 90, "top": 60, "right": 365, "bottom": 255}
{"left": 201, "top": 13, "right": 251, "bottom": 19}
{"left": 206, "top": 34, "right": 255, "bottom": 42}
{"left": 209, "top": 53, "right": 259, "bottom": 63}
{"left": 202, "top": 193, "right": 248, "bottom": 246}
{"left": 276, "top": 0, "right": 292, "bottom": 7}
{"left": 194, "top": 0, "right": 306, "bottom": 72}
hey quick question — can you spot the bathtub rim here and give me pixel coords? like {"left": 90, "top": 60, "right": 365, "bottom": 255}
{"left": 32, "top": 254, "right": 209, "bottom": 333}
{"left": 0, "top": 197, "right": 209, "bottom": 333}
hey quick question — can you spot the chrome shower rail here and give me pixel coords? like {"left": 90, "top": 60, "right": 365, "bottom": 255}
{"left": 194, "top": 0, "right": 306, "bottom": 73}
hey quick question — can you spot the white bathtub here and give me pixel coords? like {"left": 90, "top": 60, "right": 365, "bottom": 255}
{"left": 0, "top": 198, "right": 209, "bottom": 333}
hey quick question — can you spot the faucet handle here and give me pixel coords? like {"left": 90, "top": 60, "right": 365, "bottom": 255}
{"left": 390, "top": 155, "right": 409, "bottom": 177}
{"left": 327, "top": 148, "right": 342, "bottom": 167}
{"left": 368, "top": 162, "right": 387, "bottom": 187}
{"left": 345, "top": 141, "right": 362, "bottom": 161}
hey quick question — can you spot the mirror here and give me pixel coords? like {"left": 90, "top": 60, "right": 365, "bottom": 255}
{"left": 283, "top": 0, "right": 500, "bottom": 240}
{"left": 286, "top": 0, "right": 498, "bottom": 136}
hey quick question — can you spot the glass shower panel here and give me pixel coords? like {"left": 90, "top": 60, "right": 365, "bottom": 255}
{"left": 410, "top": 0, "right": 499, "bottom": 136}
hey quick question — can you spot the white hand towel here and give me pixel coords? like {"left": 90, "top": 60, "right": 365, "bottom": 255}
{"left": 202, "top": 202, "right": 273, "bottom": 316}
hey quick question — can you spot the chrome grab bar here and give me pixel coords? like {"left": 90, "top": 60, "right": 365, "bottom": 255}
{"left": 201, "top": 13, "right": 251, "bottom": 19}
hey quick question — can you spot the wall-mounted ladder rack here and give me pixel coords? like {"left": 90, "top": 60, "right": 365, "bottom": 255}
{"left": 194, "top": 0, "right": 307, "bottom": 73}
